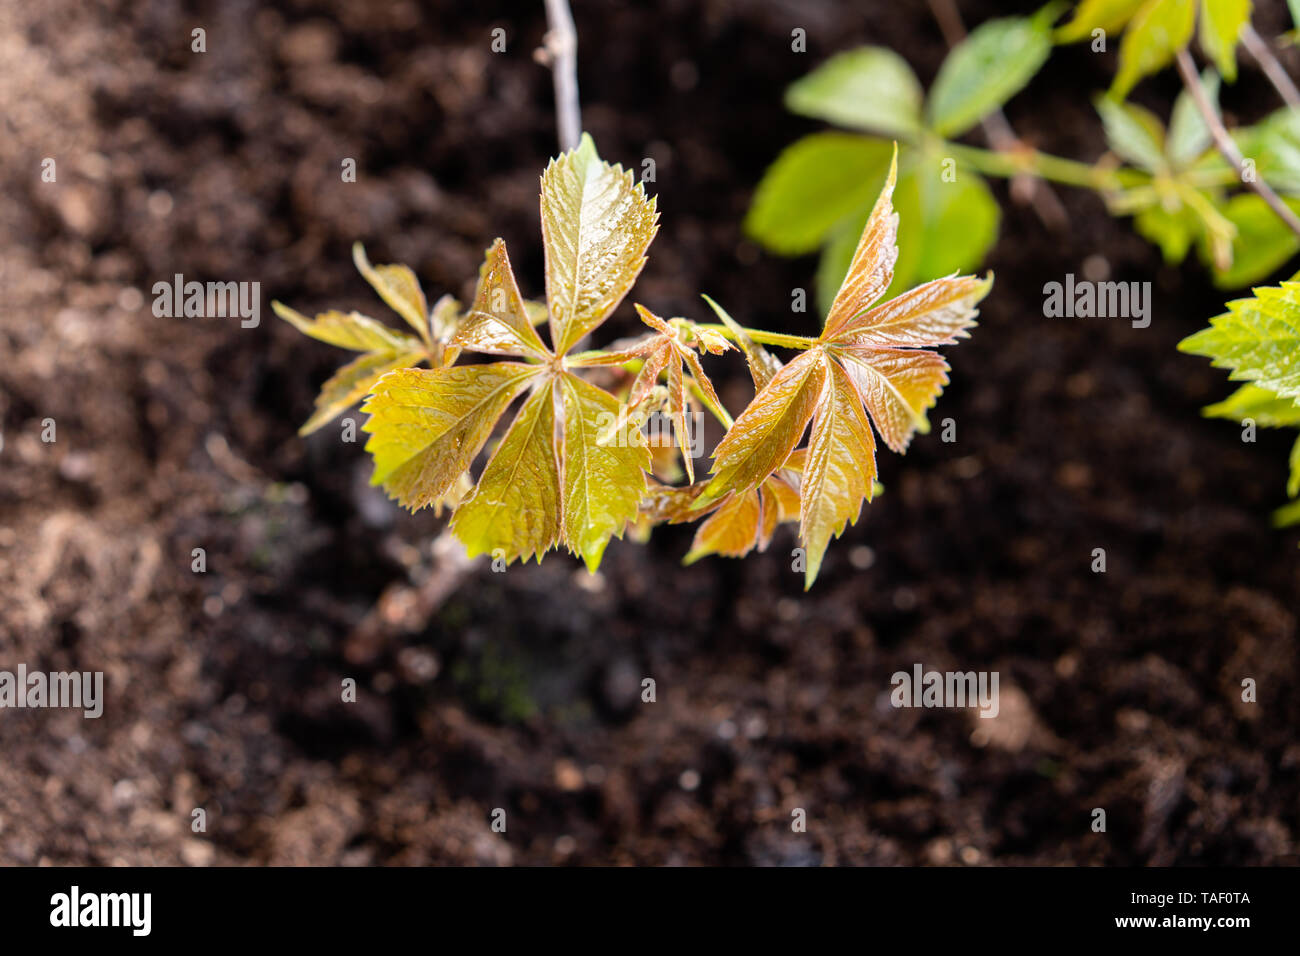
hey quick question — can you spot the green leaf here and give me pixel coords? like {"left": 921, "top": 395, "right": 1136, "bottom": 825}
{"left": 1198, "top": 0, "right": 1250, "bottom": 82}
{"left": 559, "top": 372, "right": 651, "bottom": 571}
{"left": 1179, "top": 277, "right": 1300, "bottom": 401}
{"left": 540, "top": 133, "right": 659, "bottom": 356}
{"left": 1236, "top": 108, "right": 1300, "bottom": 195}
{"left": 1055, "top": 0, "right": 1148, "bottom": 42}
{"left": 745, "top": 133, "right": 895, "bottom": 255}
{"left": 785, "top": 47, "right": 924, "bottom": 137}
{"left": 1111, "top": 0, "right": 1196, "bottom": 100}
{"left": 1203, "top": 383, "right": 1300, "bottom": 426}
{"left": 1273, "top": 494, "right": 1300, "bottom": 527}
{"left": 1134, "top": 201, "right": 1200, "bottom": 263}
{"left": 894, "top": 165, "right": 999, "bottom": 300}
{"left": 1290, "top": 433, "right": 1300, "bottom": 498}
{"left": 362, "top": 363, "right": 539, "bottom": 510}
{"left": 449, "top": 384, "right": 562, "bottom": 564}
{"left": 927, "top": 6, "right": 1059, "bottom": 138}
{"left": 1166, "top": 70, "right": 1218, "bottom": 168}
{"left": 352, "top": 243, "right": 431, "bottom": 344}
{"left": 1204, "top": 194, "right": 1300, "bottom": 289}
{"left": 1095, "top": 96, "right": 1167, "bottom": 171}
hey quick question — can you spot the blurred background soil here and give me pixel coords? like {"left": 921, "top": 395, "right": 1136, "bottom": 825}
{"left": 0, "top": 0, "right": 1297, "bottom": 865}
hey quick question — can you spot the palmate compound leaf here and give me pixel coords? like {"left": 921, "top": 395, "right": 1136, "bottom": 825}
{"left": 699, "top": 145, "right": 991, "bottom": 586}
{"left": 541, "top": 133, "right": 659, "bottom": 356}
{"left": 353, "top": 136, "right": 664, "bottom": 571}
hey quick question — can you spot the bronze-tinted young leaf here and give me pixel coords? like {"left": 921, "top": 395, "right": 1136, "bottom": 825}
{"left": 684, "top": 490, "right": 763, "bottom": 563}
{"left": 540, "top": 134, "right": 659, "bottom": 355}
{"left": 353, "top": 243, "right": 431, "bottom": 344}
{"left": 450, "top": 384, "right": 562, "bottom": 563}
{"left": 672, "top": 470, "right": 800, "bottom": 563}
{"left": 757, "top": 482, "right": 781, "bottom": 550}
{"left": 827, "top": 273, "right": 991, "bottom": 347}
{"left": 452, "top": 239, "right": 551, "bottom": 358}
{"left": 799, "top": 359, "right": 877, "bottom": 589}
{"left": 640, "top": 479, "right": 706, "bottom": 524}
{"left": 627, "top": 344, "right": 672, "bottom": 408}
{"left": 559, "top": 372, "right": 651, "bottom": 571}
{"left": 300, "top": 347, "right": 427, "bottom": 436}
{"left": 822, "top": 147, "right": 899, "bottom": 339}
{"left": 838, "top": 347, "right": 951, "bottom": 453}
{"left": 700, "top": 349, "right": 826, "bottom": 505}
{"left": 631, "top": 305, "right": 724, "bottom": 484}
{"left": 362, "top": 363, "right": 539, "bottom": 510}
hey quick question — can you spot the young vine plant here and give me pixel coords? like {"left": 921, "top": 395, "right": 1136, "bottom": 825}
{"left": 275, "top": 137, "right": 991, "bottom": 587}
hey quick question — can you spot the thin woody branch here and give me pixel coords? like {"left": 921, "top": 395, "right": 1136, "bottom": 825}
{"left": 1174, "top": 48, "right": 1300, "bottom": 242}
{"left": 539, "top": 0, "right": 581, "bottom": 152}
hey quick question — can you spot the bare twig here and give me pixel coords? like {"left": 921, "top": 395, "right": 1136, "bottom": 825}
{"left": 926, "top": 0, "right": 1067, "bottom": 229}
{"left": 540, "top": 0, "right": 581, "bottom": 152}
{"left": 344, "top": 531, "right": 482, "bottom": 666}
{"left": 1174, "top": 48, "right": 1300, "bottom": 241}
{"left": 1240, "top": 23, "right": 1300, "bottom": 112}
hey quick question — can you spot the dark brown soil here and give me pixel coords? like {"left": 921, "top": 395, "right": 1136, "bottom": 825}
{"left": 1, "top": 0, "right": 1297, "bottom": 865}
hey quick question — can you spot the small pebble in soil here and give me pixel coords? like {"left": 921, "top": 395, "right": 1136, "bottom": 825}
{"left": 1082, "top": 254, "right": 1110, "bottom": 282}
{"left": 554, "top": 759, "right": 583, "bottom": 792}
{"left": 679, "top": 769, "right": 701, "bottom": 791}
{"left": 848, "top": 546, "right": 875, "bottom": 570}
{"left": 670, "top": 60, "right": 699, "bottom": 90}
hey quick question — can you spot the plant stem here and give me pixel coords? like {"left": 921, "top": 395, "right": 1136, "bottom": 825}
{"left": 689, "top": 379, "right": 734, "bottom": 429}
{"left": 947, "top": 142, "right": 1145, "bottom": 191}
{"left": 926, "top": 0, "right": 1068, "bottom": 229}
{"left": 693, "top": 323, "right": 818, "bottom": 350}
{"left": 541, "top": 0, "right": 581, "bottom": 152}
{"left": 1174, "top": 47, "right": 1300, "bottom": 241}
{"left": 1241, "top": 23, "right": 1300, "bottom": 111}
